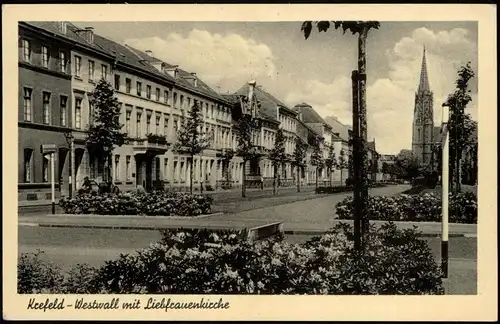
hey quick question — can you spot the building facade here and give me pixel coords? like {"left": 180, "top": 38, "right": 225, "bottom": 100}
{"left": 18, "top": 22, "right": 74, "bottom": 201}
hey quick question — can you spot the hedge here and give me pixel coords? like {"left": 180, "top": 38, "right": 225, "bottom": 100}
{"left": 315, "top": 182, "right": 389, "bottom": 194}
{"left": 59, "top": 191, "right": 213, "bottom": 217}
{"left": 18, "top": 223, "right": 444, "bottom": 295}
{"left": 336, "top": 192, "right": 477, "bottom": 223}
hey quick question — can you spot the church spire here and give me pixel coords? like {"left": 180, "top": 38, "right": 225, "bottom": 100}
{"left": 418, "top": 45, "right": 430, "bottom": 92}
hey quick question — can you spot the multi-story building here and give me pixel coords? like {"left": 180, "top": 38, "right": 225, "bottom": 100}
{"left": 18, "top": 22, "right": 74, "bottom": 201}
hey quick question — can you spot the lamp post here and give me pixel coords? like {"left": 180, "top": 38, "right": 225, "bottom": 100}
{"left": 64, "top": 132, "right": 75, "bottom": 198}
{"left": 441, "top": 103, "right": 450, "bottom": 278}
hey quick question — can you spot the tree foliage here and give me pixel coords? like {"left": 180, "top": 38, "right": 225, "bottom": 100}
{"left": 235, "top": 114, "right": 260, "bottom": 161}
{"left": 86, "top": 79, "right": 126, "bottom": 156}
{"left": 174, "top": 101, "right": 211, "bottom": 157}
{"left": 301, "top": 21, "right": 381, "bottom": 39}
{"left": 292, "top": 137, "right": 307, "bottom": 168}
{"left": 394, "top": 149, "right": 420, "bottom": 180}
{"left": 324, "top": 144, "right": 338, "bottom": 173}
{"left": 268, "top": 128, "right": 287, "bottom": 167}
{"left": 443, "top": 63, "right": 476, "bottom": 192}
{"left": 310, "top": 136, "right": 324, "bottom": 169}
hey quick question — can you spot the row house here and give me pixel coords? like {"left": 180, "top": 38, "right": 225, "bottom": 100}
{"left": 325, "top": 115, "right": 352, "bottom": 184}
{"left": 18, "top": 22, "right": 74, "bottom": 201}
{"left": 294, "top": 102, "right": 342, "bottom": 185}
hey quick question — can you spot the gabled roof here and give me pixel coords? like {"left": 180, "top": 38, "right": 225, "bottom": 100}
{"left": 324, "top": 116, "right": 351, "bottom": 143}
{"left": 233, "top": 84, "right": 294, "bottom": 122}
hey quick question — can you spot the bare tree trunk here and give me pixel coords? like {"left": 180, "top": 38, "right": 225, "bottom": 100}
{"left": 273, "top": 164, "right": 277, "bottom": 195}
{"left": 296, "top": 165, "right": 301, "bottom": 192}
{"left": 242, "top": 160, "right": 246, "bottom": 197}
{"left": 189, "top": 155, "right": 193, "bottom": 194}
{"left": 352, "top": 69, "right": 362, "bottom": 251}
{"left": 358, "top": 28, "right": 370, "bottom": 247}
{"left": 340, "top": 169, "right": 343, "bottom": 187}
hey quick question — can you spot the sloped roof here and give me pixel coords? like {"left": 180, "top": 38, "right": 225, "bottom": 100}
{"left": 234, "top": 84, "right": 285, "bottom": 122}
{"left": 324, "top": 116, "right": 351, "bottom": 142}
{"left": 294, "top": 102, "right": 327, "bottom": 125}
{"left": 367, "top": 141, "right": 376, "bottom": 152}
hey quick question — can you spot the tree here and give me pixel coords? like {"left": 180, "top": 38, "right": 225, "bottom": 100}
{"left": 302, "top": 20, "right": 381, "bottom": 250}
{"left": 292, "top": 137, "right": 307, "bottom": 193}
{"left": 381, "top": 162, "right": 390, "bottom": 180}
{"left": 324, "top": 144, "right": 337, "bottom": 187}
{"left": 395, "top": 149, "right": 420, "bottom": 180}
{"left": 268, "top": 128, "right": 287, "bottom": 195}
{"left": 338, "top": 148, "right": 347, "bottom": 186}
{"left": 235, "top": 114, "right": 260, "bottom": 198}
{"left": 310, "top": 136, "right": 324, "bottom": 189}
{"left": 173, "top": 101, "right": 211, "bottom": 194}
{"left": 86, "top": 79, "right": 126, "bottom": 184}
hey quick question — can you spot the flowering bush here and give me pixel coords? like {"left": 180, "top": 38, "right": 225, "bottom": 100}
{"left": 336, "top": 192, "right": 477, "bottom": 224}
{"left": 59, "top": 191, "right": 213, "bottom": 217}
{"left": 18, "top": 224, "right": 444, "bottom": 295}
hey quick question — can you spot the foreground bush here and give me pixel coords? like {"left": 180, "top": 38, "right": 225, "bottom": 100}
{"left": 18, "top": 224, "right": 444, "bottom": 295}
{"left": 59, "top": 191, "right": 213, "bottom": 216}
{"left": 336, "top": 192, "right": 477, "bottom": 223}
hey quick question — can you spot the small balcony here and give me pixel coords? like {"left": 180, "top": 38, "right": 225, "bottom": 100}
{"left": 131, "top": 134, "right": 169, "bottom": 155}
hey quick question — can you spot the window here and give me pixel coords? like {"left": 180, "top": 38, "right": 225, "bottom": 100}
{"left": 164, "top": 90, "right": 169, "bottom": 104}
{"left": 173, "top": 161, "right": 178, "bottom": 181}
{"left": 205, "top": 103, "right": 209, "bottom": 117}
{"left": 88, "top": 60, "right": 95, "bottom": 80}
{"left": 101, "top": 64, "right": 107, "bottom": 80}
{"left": 24, "top": 149, "right": 33, "bottom": 183}
{"left": 211, "top": 105, "right": 214, "bottom": 119}
{"left": 164, "top": 116, "right": 169, "bottom": 136}
{"left": 22, "top": 39, "right": 31, "bottom": 62}
{"left": 23, "top": 88, "right": 32, "bottom": 122}
{"left": 114, "top": 155, "right": 120, "bottom": 180}
{"left": 187, "top": 97, "right": 191, "bottom": 110}
{"left": 75, "top": 56, "right": 81, "bottom": 77}
{"left": 173, "top": 93, "right": 177, "bottom": 108}
{"left": 180, "top": 95, "right": 184, "bottom": 109}
{"left": 125, "top": 78, "right": 131, "bottom": 93}
{"left": 42, "top": 154, "right": 50, "bottom": 182}
{"left": 156, "top": 115, "right": 161, "bottom": 134}
{"left": 41, "top": 45, "right": 49, "bottom": 67}
{"left": 146, "top": 114, "right": 151, "bottom": 134}
{"left": 59, "top": 51, "right": 66, "bottom": 73}
{"left": 137, "top": 81, "right": 142, "bottom": 96}
{"left": 126, "top": 156, "right": 131, "bottom": 180}
{"left": 88, "top": 101, "right": 94, "bottom": 126}
{"left": 173, "top": 117, "right": 178, "bottom": 131}
{"left": 114, "top": 74, "right": 120, "bottom": 91}
{"left": 42, "top": 92, "right": 51, "bottom": 124}
{"left": 125, "top": 110, "right": 131, "bottom": 135}
{"left": 136, "top": 112, "right": 142, "bottom": 137}
{"left": 75, "top": 98, "right": 82, "bottom": 129}
{"left": 146, "top": 85, "right": 151, "bottom": 99}
{"left": 60, "top": 96, "right": 67, "bottom": 127}
{"left": 155, "top": 158, "right": 161, "bottom": 181}
{"left": 155, "top": 88, "right": 160, "bottom": 101}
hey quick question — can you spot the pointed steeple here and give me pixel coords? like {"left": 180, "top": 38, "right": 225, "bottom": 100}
{"left": 418, "top": 45, "right": 430, "bottom": 92}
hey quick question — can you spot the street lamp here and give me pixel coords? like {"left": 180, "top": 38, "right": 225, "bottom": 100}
{"left": 440, "top": 102, "right": 450, "bottom": 278}
{"left": 64, "top": 131, "right": 75, "bottom": 198}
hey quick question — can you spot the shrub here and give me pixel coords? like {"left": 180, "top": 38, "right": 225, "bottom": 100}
{"left": 59, "top": 191, "right": 213, "bottom": 217}
{"left": 336, "top": 192, "right": 477, "bottom": 224}
{"left": 18, "top": 224, "right": 444, "bottom": 295}
{"left": 18, "top": 250, "right": 64, "bottom": 294}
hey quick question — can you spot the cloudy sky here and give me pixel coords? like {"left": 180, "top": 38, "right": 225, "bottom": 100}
{"left": 74, "top": 21, "right": 478, "bottom": 154}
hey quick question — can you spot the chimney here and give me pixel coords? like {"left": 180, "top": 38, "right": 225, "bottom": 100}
{"left": 145, "top": 50, "right": 153, "bottom": 57}
{"left": 59, "top": 21, "right": 67, "bottom": 34}
{"left": 191, "top": 72, "right": 198, "bottom": 87}
{"left": 76, "top": 27, "right": 94, "bottom": 44}
{"left": 165, "top": 65, "right": 179, "bottom": 78}
{"left": 248, "top": 80, "right": 256, "bottom": 103}
{"left": 298, "top": 110, "right": 303, "bottom": 121}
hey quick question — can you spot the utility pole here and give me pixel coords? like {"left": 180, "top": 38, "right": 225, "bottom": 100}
{"left": 351, "top": 69, "right": 361, "bottom": 251}
{"left": 441, "top": 103, "right": 450, "bottom": 278}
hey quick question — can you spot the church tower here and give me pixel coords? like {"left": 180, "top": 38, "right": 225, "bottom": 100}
{"left": 412, "top": 46, "right": 434, "bottom": 165}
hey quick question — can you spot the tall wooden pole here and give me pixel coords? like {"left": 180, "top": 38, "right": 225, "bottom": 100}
{"left": 358, "top": 27, "right": 370, "bottom": 244}
{"left": 351, "top": 69, "right": 361, "bottom": 251}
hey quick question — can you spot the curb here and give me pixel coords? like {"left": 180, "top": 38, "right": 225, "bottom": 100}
{"left": 283, "top": 230, "right": 475, "bottom": 238}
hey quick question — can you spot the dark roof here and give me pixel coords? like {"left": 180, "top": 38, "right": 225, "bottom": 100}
{"left": 324, "top": 116, "right": 351, "bottom": 142}
{"left": 294, "top": 103, "right": 327, "bottom": 125}
{"left": 367, "top": 141, "right": 376, "bottom": 151}
{"left": 234, "top": 84, "right": 284, "bottom": 122}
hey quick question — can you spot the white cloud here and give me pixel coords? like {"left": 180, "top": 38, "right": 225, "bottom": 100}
{"left": 284, "top": 27, "right": 477, "bottom": 155}
{"left": 125, "top": 30, "right": 276, "bottom": 92}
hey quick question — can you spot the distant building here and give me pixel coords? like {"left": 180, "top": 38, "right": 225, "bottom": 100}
{"left": 412, "top": 47, "right": 435, "bottom": 166}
